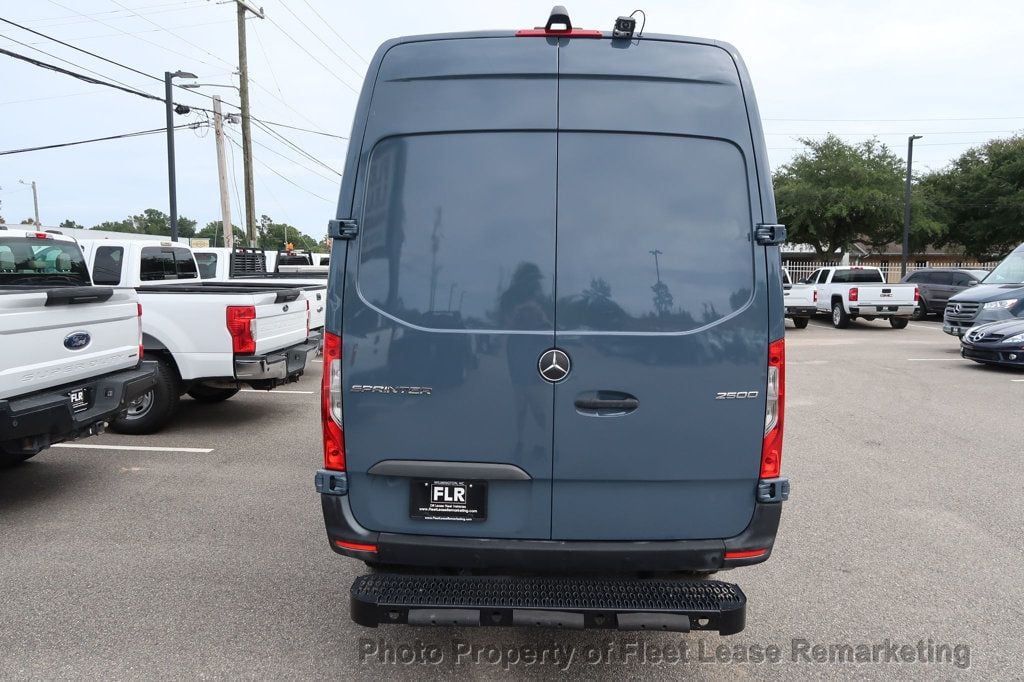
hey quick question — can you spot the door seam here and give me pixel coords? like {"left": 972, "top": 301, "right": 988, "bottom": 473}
{"left": 548, "top": 38, "right": 561, "bottom": 540}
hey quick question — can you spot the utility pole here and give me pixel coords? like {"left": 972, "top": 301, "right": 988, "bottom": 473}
{"left": 165, "top": 70, "right": 196, "bottom": 242}
{"left": 212, "top": 96, "right": 233, "bottom": 249}
{"left": 901, "top": 134, "right": 923, "bottom": 277}
{"left": 19, "top": 180, "right": 39, "bottom": 226}
{"left": 234, "top": 1, "right": 264, "bottom": 247}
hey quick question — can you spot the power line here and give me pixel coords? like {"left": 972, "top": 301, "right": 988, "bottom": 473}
{"left": 108, "top": 0, "right": 236, "bottom": 70}
{"left": 764, "top": 130, "right": 1023, "bottom": 136}
{"left": 765, "top": 116, "right": 1024, "bottom": 122}
{"left": 21, "top": 1, "right": 206, "bottom": 28}
{"left": 0, "top": 123, "right": 202, "bottom": 156}
{"left": 0, "top": 45, "right": 165, "bottom": 102}
{"left": 299, "top": 0, "right": 369, "bottom": 65}
{"left": 246, "top": 126, "right": 340, "bottom": 182}
{"left": 258, "top": 119, "right": 347, "bottom": 140}
{"left": 265, "top": 16, "right": 359, "bottom": 94}
{"left": 225, "top": 131, "right": 333, "bottom": 202}
{"left": 250, "top": 20, "right": 283, "bottom": 98}
{"left": 276, "top": 0, "right": 364, "bottom": 80}
{"left": 251, "top": 118, "right": 341, "bottom": 176}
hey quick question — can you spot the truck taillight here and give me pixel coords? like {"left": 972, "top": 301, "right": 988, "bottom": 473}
{"left": 137, "top": 302, "right": 144, "bottom": 359}
{"left": 321, "top": 332, "right": 346, "bottom": 471}
{"left": 914, "top": 286, "right": 920, "bottom": 302}
{"left": 761, "top": 339, "right": 785, "bottom": 479}
{"left": 813, "top": 289, "right": 818, "bottom": 303}
{"left": 849, "top": 287, "right": 858, "bottom": 302}
{"left": 226, "top": 305, "right": 256, "bottom": 355}
{"left": 305, "top": 300, "right": 310, "bottom": 336}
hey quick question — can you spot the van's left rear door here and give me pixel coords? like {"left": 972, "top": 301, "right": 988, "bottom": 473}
{"left": 342, "top": 37, "right": 558, "bottom": 540}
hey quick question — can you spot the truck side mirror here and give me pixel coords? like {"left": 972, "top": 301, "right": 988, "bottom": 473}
{"left": 968, "top": 280, "right": 978, "bottom": 287}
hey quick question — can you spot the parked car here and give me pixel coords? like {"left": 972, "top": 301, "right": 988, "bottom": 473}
{"left": 316, "top": 8, "right": 788, "bottom": 636}
{"left": 192, "top": 246, "right": 327, "bottom": 338}
{"left": 0, "top": 228, "right": 156, "bottom": 464}
{"left": 806, "top": 266, "right": 917, "bottom": 328}
{"left": 960, "top": 319, "right": 1024, "bottom": 368}
{"left": 78, "top": 239, "right": 319, "bottom": 434}
{"left": 782, "top": 268, "right": 815, "bottom": 328}
{"left": 944, "top": 244, "right": 1024, "bottom": 337}
{"left": 900, "top": 268, "right": 988, "bottom": 320}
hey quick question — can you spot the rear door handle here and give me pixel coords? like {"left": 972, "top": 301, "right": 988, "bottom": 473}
{"left": 574, "top": 398, "right": 639, "bottom": 410}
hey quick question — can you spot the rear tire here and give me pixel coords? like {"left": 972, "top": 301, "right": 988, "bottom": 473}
{"left": 831, "top": 302, "right": 850, "bottom": 329}
{"left": 187, "top": 385, "right": 239, "bottom": 403}
{"left": 911, "top": 300, "right": 928, "bottom": 320}
{"left": 0, "top": 451, "right": 35, "bottom": 467}
{"left": 792, "top": 317, "right": 809, "bottom": 329}
{"left": 890, "top": 317, "right": 909, "bottom": 329}
{"left": 110, "top": 356, "right": 179, "bottom": 435}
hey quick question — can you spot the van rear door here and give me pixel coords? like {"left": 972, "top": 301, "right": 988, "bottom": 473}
{"left": 550, "top": 39, "right": 769, "bottom": 540}
{"left": 341, "top": 38, "right": 558, "bottom": 540}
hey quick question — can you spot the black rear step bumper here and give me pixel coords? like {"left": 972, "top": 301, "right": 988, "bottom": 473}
{"left": 322, "top": 492, "right": 783, "bottom": 573}
{"left": 0, "top": 361, "right": 157, "bottom": 455}
{"left": 351, "top": 573, "right": 747, "bottom": 635}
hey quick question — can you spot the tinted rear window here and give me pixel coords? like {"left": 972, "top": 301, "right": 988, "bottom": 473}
{"left": 140, "top": 247, "right": 198, "bottom": 281}
{"left": 92, "top": 245, "right": 123, "bottom": 285}
{"left": 358, "top": 132, "right": 556, "bottom": 330}
{"left": 194, "top": 252, "right": 218, "bottom": 279}
{"left": 556, "top": 134, "right": 753, "bottom": 332}
{"left": 831, "top": 269, "right": 883, "bottom": 283}
{"left": 0, "top": 237, "right": 91, "bottom": 286}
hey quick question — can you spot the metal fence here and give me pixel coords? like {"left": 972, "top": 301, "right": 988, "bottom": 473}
{"left": 782, "top": 260, "right": 999, "bottom": 284}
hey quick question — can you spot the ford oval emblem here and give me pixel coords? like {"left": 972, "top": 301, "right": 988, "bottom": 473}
{"left": 64, "top": 331, "right": 91, "bottom": 351}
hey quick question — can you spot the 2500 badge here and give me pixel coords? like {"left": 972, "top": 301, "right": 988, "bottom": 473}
{"left": 715, "top": 390, "right": 760, "bottom": 400}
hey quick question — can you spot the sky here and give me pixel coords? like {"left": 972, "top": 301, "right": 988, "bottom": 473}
{"left": 1, "top": 1, "right": 1023, "bottom": 238}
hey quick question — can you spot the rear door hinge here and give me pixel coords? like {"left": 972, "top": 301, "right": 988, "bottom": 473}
{"left": 328, "top": 219, "right": 358, "bottom": 240}
{"left": 755, "top": 223, "right": 787, "bottom": 246}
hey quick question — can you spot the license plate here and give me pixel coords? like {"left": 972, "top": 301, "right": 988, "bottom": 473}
{"left": 68, "top": 388, "right": 89, "bottom": 412}
{"left": 410, "top": 479, "right": 487, "bottom": 522}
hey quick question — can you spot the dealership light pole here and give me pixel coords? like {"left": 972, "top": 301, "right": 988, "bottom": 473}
{"left": 18, "top": 179, "right": 39, "bottom": 226}
{"left": 165, "top": 69, "right": 197, "bottom": 242}
{"left": 901, "top": 134, "right": 923, "bottom": 277}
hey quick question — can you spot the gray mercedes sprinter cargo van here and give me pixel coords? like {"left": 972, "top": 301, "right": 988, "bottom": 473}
{"left": 317, "top": 7, "right": 789, "bottom": 635}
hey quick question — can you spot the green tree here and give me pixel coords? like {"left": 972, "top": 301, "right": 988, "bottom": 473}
{"left": 773, "top": 134, "right": 941, "bottom": 258}
{"left": 90, "top": 209, "right": 196, "bottom": 238}
{"left": 256, "top": 214, "right": 318, "bottom": 251}
{"left": 93, "top": 219, "right": 136, "bottom": 233}
{"left": 923, "top": 135, "right": 1024, "bottom": 259}
{"left": 59, "top": 219, "right": 84, "bottom": 229}
{"left": 197, "top": 221, "right": 247, "bottom": 247}
{"left": 20, "top": 217, "right": 35, "bottom": 225}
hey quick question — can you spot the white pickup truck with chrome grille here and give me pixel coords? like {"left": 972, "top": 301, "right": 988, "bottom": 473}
{"left": 78, "top": 238, "right": 318, "bottom": 434}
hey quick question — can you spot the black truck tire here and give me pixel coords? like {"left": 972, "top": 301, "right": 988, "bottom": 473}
{"left": 831, "top": 301, "right": 850, "bottom": 329}
{"left": 187, "top": 385, "right": 240, "bottom": 403}
{"left": 110, "top": 356, "right": 179, "bottom": 435}
{"left": 792, "top": 317, "right": 809, "bottom": 329}
{"left": 890, "top": 317, "right": 909, "bottom": 329}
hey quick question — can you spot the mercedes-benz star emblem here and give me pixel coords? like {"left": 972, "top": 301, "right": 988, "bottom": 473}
{"left": 954, "top": 303, "right": 962, "bottom": 313}
{"left": 538, "top": 349, "right": 571, "bottom": 383}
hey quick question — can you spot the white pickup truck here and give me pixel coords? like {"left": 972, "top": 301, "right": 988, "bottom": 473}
{"left": 192, "top": 246, "right": 326, "bottom": 337}
{"left": 78, "top": 239, "right": 319, "bottom": 434}
{"left": 0, "top": 229, "right": 156, "bottom": 464}
{"left": 782, "top": 268, "right": 816, "bottom": 329}
{"left": 806, "top": 266, "right": 917, "bottom": 329}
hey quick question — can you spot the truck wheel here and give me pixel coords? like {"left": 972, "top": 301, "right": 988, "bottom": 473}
{"left": 793, "top": 317, "right": 809, "bottom": 329}
{"left": 831, "top": 302, "right": 850, "bottom": 329}
{"left": 110, "top": 356, "right": 179, "bottom": 435}
{"left": 911, "top": 300, "right": 928, "bottom": 320}
{"left": 890, "top": 317, "right": 909, "bottom": 329}
{"left": 0, "top": 451, "right": 35, "bottom": 467}
{"left": 187, "top": 385, "right": 240, "bottom": 403}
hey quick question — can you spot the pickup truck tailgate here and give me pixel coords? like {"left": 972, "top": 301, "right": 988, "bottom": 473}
{"left": 252, "top": 295, "right": 308, "bottom": 355}
{"left": 0, "top": 288, "right": 141, "bottom": 399}
{"left": 855, "top": 285, "right": 916, "bottom": 305}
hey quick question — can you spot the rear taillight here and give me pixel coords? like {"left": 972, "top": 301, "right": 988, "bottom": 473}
{"left": 914, "top": 286, "right": 920, "bottom": 302}
{"left": 812, "top": 289, "right": 818, "bottom": 303}
{"left": 226, "top": 305, "right": 256, "bottom": 355}
{"left": 849, "top": 287, "right": 859, "bottom": 302}
{"left": 761, "top": 339, "right": 785, "bottom": 479}
{"left": 305, "top": 300, "right": 310, "bottom": 336}
{"left": 321, "top": 331, "right": 346, "bottom": 471}
{"left": 137, "top": 302, "right": 144, "bottom": 359}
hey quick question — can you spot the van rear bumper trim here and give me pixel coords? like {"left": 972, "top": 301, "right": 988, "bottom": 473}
{"left": 322, "top": 495, "right": 782, "bottom": 573}
{"left": 350, "top": 573, "right": 746, "bottom": 635}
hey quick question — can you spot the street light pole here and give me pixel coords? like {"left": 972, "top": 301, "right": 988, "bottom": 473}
{"left": 19, "top": 180, "right": 39, "bottom": 226}
{"left": 901, "top": 134, "right": 923, "bottom": 277}
{"left": 165, "top": 70, "right": 197, "bottom": 242}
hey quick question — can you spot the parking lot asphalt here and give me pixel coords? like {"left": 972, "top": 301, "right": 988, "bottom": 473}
{"left": 2, "top": 320, "right": 1022, "bottom": 680}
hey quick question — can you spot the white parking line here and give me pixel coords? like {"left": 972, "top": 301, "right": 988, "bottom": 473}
{"left": 239, "top": 389, "right": 315, "bottom": 394}
{"left": 51, "top": 444, "right": 213, "bottom": 453}
{"left": 1011, "top": 379, "right": 1024, "bottom": 382}
{"left": 907, "top": 358, "right": 961, "bottom": 361}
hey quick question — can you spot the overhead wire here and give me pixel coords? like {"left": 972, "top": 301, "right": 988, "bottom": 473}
{"left": 0, "top": 123, "right": 204, "bottom": 156}
{"left": 276, "top": 0, "right": 364, "bottom": 80}
{"left": 264, "top": 15, "right": 359, "bottom": 93}
{"left": 298, "top": 0, "right": 368, "bottom": 65}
